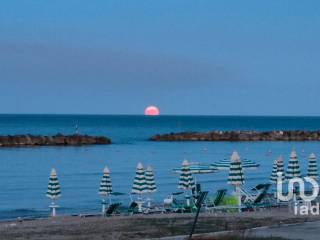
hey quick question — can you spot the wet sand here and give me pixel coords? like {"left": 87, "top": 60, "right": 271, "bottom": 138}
{"left": 0, "top": 209, "right": 319, "bottom": 240}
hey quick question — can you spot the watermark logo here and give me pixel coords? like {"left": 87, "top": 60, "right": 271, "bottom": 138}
{"left": 277, "top": 172, "right": 319, "bottom": 215}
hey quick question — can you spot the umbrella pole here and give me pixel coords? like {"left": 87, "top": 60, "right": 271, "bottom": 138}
{"left": 137, "top": 194, "right": 143, "bottom": 212}
{"left": 186, "top": 189, "right": 191, "bottom": 206}
{"left": 236, "top": 185, "right": 241, "bottom": 213}
{"left": 50, "top": 200, "right": 56, "bottom": 217}
{"left": 101, "top": 198, "right": 106, "bottom": 216}
{"left": 147, "top": 193, "right": 151, "bottom": 208}
{"left": 52, "top": 206, "right": 56, "bottom": 217}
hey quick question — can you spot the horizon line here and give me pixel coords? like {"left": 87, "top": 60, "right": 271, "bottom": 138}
{"left": 0, "top": 113, "right": 319, "bottom": 118}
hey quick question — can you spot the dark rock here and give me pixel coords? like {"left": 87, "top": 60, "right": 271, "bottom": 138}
{"left": 150, "top": 130, "right": 320, "bottom": 142}
{"left": 0, "top": 134, "right": 111, "bottom": 147}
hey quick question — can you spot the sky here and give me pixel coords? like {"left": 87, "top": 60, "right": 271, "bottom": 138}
{"left": 0, "top": 0, "right": 319, "bottom": 115}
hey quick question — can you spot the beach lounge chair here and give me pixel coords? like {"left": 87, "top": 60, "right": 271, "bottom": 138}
{"left": 172, "top": 199, "right": 197, "bottom": 213}
{"left": 163, "top": 191, "right": 197, "bottom": 213}
{"left": 243, "top": 184, "right": 272, "bottom": 210}
{"left": 106, "top": 203, "right": 121, "bottom": 216}
{"left": 163, "top": 192, "right": 183, "bottom": 212}
{"left": 205, "top": 189, "right": 227, "bottom": 213}
{"left": 127, "top": 201, "right": 138, "bottom": 215}
{"left": 240, "top": 187, "right": 256, "bottom": 202}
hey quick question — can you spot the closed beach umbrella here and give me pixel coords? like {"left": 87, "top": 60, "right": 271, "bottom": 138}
{"left": 131, "top": 162, "right": 148, "bottom": 212}
{"left": 178, "top": 160, "right": 195, "bottom": 190}
{"left": 308, "top": 153, "right": 318, "bottom": 180}
{"left": 270, "top": 159, "right": 279, "bottom": 184}
{"left": 145, "top": 165, "right": 157, "bottom": 208}
{"left": 99, "top": 166, "right": 113, "bottom": 214}
{"left": 146, "top": 166, "right": 157, "bottom": 193}
{"left": 286, "top": 150, "right": 301, "bottom": 203}
{"left": 46, "top": 168, "right": 61, "bottom": 217}
{"left": 178, "top": 160, "right": 195, "bottom": 206}
{"left": 227, "top": 151, "right": 244, "bottom": 212}
{"left": 277, "top": 156, "right": 285, "bottom": 180}
{"left": 270, "top": 156, "right": 285, "bottom": 183}
{"left": 132, "top": 162, "right": 148, "bottom": 195}
{"left": 286, "top": 150, "right": 301, "bottom": 180}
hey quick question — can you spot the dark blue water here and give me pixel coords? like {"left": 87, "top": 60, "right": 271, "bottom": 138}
{"left": 0, "top": 115, "right": 319, "bottom": 220}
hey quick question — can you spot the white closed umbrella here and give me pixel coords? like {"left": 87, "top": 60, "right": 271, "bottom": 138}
{"left": 131, "top": 162, "right": 148, "bottom": 212}
{"left": 178, "top": 160, "right": 195, "bottom": 206}
{"left": 145, "top": 165, "right": 157, "bottom": 208}
{"left": 227, "top": 151, "right": 244, "bottom": 212}
{"left": 46, "top": 168, "right": 61, "bottom": 217}
{"left": 98, "top": 166, "right": 113, "bottom": 215}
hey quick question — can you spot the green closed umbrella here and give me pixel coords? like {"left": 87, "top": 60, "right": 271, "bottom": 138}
{"left": 270, "top": 159, "right": 279, "bottom": 184}
{"left": 308, "top": 153, "right": 318, "bottom": 180}
{"left": 270, "top": 156, "right": 285, "bottom": 184}
{"left": 286, "top": 150, "right": 301, "bottom": 204}
{"left": 146, "top": 166, "right": 157, "bottom": 193}
{"left": 178, "top": 160, "right": 195, "bottom": 206}
{"left": 131, "top": 162, "right": 148, "bottom": 212}
{"left": 99, "top": 166, "right": 113, "bottom": 215}
{"left": 227, "top": 151, "right": 244, "bottom": 212}
{"left": 145, "top": 165, "right": 157, "bottom": 208}
{"left": 277, "top": 156, "right": 285, "bottom": 181}
{"left": 286, "top": 150, "right": 301, "bottom": 180}
{"left": 46, "top": 168, "right": 61, "bottom": 217}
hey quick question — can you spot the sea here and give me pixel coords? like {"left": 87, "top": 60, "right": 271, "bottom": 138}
{"left": 0, "top": 115, "right": 319, "bottom": 220}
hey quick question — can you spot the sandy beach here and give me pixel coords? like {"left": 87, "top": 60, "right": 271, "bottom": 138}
{"left": 0, "top": 209, "right": 318, "bottom": 240}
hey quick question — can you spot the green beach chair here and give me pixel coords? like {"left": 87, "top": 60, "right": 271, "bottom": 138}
{"left": 106, "top": 203, "right": 121, "bottom": 216}
{"left": 127, "top": 201, "right": 138, "bottom": 215}
{"left": 172, "top": 196, "right": 197, "bottom": 213}
{"left": 205, "top": 189, "right": 227, "bottom": 213}
{"left": 244, "top": 183, "right": 272, "bottom": 210}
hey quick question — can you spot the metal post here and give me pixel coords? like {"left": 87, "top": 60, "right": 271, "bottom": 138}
{"left": 188, "top": 191, "right": 208, "bottom": 240}
{"left": 101, "top": 199, "right": 106, "bottom": 216}
{"left": 236, "top": 185, "right": 241, "bottom": 213}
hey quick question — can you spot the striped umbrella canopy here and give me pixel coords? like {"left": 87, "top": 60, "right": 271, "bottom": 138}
{"left": 227, "top": 151, "right": 245, "bottom": 186}
{"left": 276, "top": 155, "right": 285, "bottom": 181}
{"left": 145, "top": 165, "right": 157, "bottom": 193}
{"left": 46, "top": 168, "right": 61, "bottom": 200}
{"left": 99, "top": 166, "right": 113, "bottom": 197}
{"left": 286, "top": 150, "right": 301, "bottom": 180}
{"left": 131, "top": 162, "right": 148, "bottom": 195}
{"left": 212, "top": 158, "right": 259, "bottom": 170}
{"left": 308, "top": 153, "right": 318, "bottom": 180}
{"left": 178, "top": 160, "right": 195, "bottom": 190}
{"left": 270, "top": 159, "right": 279, "bottom": 184}
{"left": 173, "top": 163, "right": 218, "bottom": 174}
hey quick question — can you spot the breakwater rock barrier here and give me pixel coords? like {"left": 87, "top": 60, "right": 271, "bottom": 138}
{"left": 150, "top": 130, "right": 320, "bottom": 141}
{"left": 0, "top": 134, "right": 111, "bottom": 147}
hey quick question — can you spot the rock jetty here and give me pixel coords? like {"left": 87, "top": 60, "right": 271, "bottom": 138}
{"left": 0, "top": 134, "right": 111, "bottom": 147}
{"left": 150, "top": 130, "right": 320, "bottom": 142}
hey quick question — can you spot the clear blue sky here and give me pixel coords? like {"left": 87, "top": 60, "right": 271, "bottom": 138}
{"left": 0, "top": 0, "right": 319, "bottom": 115}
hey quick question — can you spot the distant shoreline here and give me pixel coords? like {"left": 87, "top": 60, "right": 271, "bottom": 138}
{"left": 150, "top": 130, "right": 320, "bottom": 142}
{"left": 0, "top": 134, "right": 111, "bottom": 147}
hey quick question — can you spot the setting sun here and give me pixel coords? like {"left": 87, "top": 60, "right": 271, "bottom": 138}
{"left": 144, "top": 106, "right": 160, "bottom": 116}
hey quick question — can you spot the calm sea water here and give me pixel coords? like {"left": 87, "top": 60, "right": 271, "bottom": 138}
{"left": 0, "top": 115, "right": 320, "bottom": 220}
